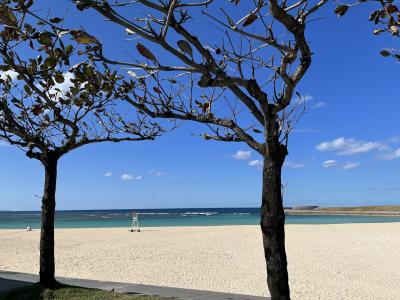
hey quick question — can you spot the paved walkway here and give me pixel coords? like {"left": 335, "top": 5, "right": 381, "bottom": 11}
{"left": 0, "top": 271, "right": 268, "bottom": 300}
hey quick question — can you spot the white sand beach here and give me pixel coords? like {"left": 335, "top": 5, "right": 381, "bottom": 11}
{"left": 0, "top": 223, "right": 399, "bottom": 299}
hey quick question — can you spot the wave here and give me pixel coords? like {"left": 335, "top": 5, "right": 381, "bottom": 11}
{"left": 137, "top": 213, "right": 171, "bottom": 215}
{"left": 13, "top": 213, "right": 41, "bottom": 216}
{"left": 180, "top": 212, "right": 218, "bottom": 216}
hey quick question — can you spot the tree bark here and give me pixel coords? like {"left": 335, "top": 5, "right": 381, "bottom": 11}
{"left": 39, "top": 155, "right": 58, "bottom": 287}
{"left": 260, "top": 128, "right": 290, "bottom": 299}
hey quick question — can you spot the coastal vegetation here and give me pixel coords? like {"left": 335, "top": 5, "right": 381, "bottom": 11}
{"left": 317, "top": 205, "right": 400, "bottom": 212}
{"left": 74, "top": 1, "right": 329, "bottom": 298}
{"left": 0, "top": 1, "right": 161, "bottom": 287}
{"left": 0, "top": 283, "right": 171, "bottom": 300}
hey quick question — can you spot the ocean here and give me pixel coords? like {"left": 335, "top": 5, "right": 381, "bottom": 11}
{"left": 1, "top": 208, "right": 400, "bottom": 229}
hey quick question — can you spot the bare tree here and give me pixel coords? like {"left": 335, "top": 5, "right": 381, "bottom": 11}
{"left": 334, "top": 0, "right": 400, "bottom": 60}
{"left": 0, "top": 1, "right": 161, "bottom": 287}
{"left": 74, "top": 0, "right": 328, "bottom": 298}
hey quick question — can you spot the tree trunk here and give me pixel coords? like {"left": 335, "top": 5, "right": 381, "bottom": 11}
{"left": 260, "top": 138, "right": 290, "bottom": 300}
{"left": 40, "top": 155, "right": 58, "bottom": 287}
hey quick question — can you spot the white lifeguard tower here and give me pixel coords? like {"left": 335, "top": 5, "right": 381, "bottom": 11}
{"left": 129, "top": 211, "right": 140, "bottom": 232}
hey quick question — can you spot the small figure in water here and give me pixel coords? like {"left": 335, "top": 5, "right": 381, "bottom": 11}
{"left": 26, "top": 225, "right": 32, "bottom": 232}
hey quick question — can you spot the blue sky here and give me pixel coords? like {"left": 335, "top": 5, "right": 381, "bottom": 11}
{"left": 0, "top": 1, "right": 399, "bottom": 211}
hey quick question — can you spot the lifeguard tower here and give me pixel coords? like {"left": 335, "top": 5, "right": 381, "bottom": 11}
{"left": 129, "top": 211, "right": 140, "bottom": 232}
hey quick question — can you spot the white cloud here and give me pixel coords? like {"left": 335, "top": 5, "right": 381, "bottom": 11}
{"left": 298, "top": 95, "right": 327, "bottom": 110}
{"left": 299, "top": 95, "right": 314, "bottom": 103}
{"left": 0, "top": 70, "right": 74, "bottom": 95}
{"left": 104, "top": 172, "right": 112, "bottom": 177}
{"left": 342, "top": 162, "right": 361, "bottom": 170}
{"left": 317, "top": 138, "right": 350, "bottom": 152}
{"left": 316, "top": 137, "right": 386, "bottom": 156}
{"left": 121, "top": 174, "right": 143, "bottom": 181}
{"left": 48, "top": 72, "right": 75, "bottom": 95}
{"left": 248, "top": 159, "right": 305, "bottom": 169}
{"left": 341, "top": 141, "right": 383, "bottom": 155}
{"left": 285, "top": 162, "right": 306, "bottom": 169}
{"left": 149, "top": 170, "right": 164, "bottom": 176}
{"left": 0, "top": 70, "right": 18, "bottom": 81}
{"left": 231, "top": 150, "right": 251, "bottom": 160}
{"left": 312, "top": 102, "right": 327, "bottom": 109}
{"left": 0, "top": 70, "right": 74, "bottom": 97}
{"left": 322, "top": 159, "right": 360, "bottom": 170}
{"left": 293, "top": 127, "right": 319, "bottom": 134}
{"left": 322, "top": 160, "right": 337, "bottom": 168}
{"left": 248, "top": 159, "right": 263, "bottom": 167}
{"left": 121, "top": 174, "right": 134, "bottom": 181}
{"left": 380, "top": 148, "right": 400, "bottom": 160}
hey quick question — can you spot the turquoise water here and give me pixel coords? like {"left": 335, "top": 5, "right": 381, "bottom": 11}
{"left": 1, "top": 208, "right": 400, "bottom": 229}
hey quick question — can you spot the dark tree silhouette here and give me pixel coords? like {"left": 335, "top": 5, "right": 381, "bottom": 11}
{"left": 0, "top": 0, "right": 161, "bottom": 287}
{"left": 334, "top": 0, "right": 400, "bottom": 60}
{"left": 74, "top": 1, "right": 329, "bottom": 298}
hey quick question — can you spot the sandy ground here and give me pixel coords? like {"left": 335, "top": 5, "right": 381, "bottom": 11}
{"left": 1, "top": 223, "right": 399, "bottom": 299}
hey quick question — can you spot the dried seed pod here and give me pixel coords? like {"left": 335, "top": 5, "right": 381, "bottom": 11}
{"left": 243, "top": 14, "right": 258, "bottom": 27}
{"left": 70, "top": 29, "right": 99, "bottom": 45}
{"left": 136, "top": 43, "right": 157, "bottom": 62}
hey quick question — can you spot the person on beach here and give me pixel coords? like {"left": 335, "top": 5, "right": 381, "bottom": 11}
{"left": 130, "top": 211, "right": 140, "bottom": 232}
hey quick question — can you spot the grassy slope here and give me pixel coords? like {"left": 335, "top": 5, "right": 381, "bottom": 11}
{"left": 0, "top": 283, "right": 174, "bottom": 300}
{"left": 316, "top": 205, "right": 400, "bottom": 212}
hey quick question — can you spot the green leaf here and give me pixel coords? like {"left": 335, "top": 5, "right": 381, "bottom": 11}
{"left": 24, "top": 23, "right": 34, "bottom": 33}
{"left": 0, "top": 65, "right": 11, "bottom": 71}
{"left": 43, "top": 57, "right": 56, "bottom": 68}
{"left": 386, "top": 4, "right": 398, "bottom": 14}
{"left": 380, "top": 50, "right": 391, "bottom": 57}
{"left": 31, "top": 105, "right": 43, "bottom": 116}
{"left": 24, "top": 85, "right": 31, "bottom": 95}
{"left": 65, "top": 45, "right": 74, "bottom": 55}
{"left": 54, "top": 73, "right": 65, "bottom": 84}
{"left": 38, "top": 32, "right": 53, "bottom": 46}
{"left": 75, "top": 0, "right": 94, "bottom": 11}
{"left": 369, "top": 10, "right": 380, "bottom": 24}
{"left": 50, "top": 17, "right": 63, "bottom": 24}
{"left": 334, "top": 5, "right": 350, "bottom": 17}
